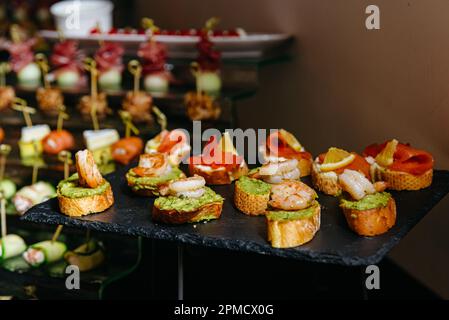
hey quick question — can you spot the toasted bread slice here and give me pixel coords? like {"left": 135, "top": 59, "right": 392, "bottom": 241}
{"left": 234, "top": 177, "right": 270, "bottom": 216}
{"left": 266, "top": 204, "right": 321, "bottom": 248}
{"left": 58, "top": 186, "right": 114, "bottom": 217}
{"left": 311, "top": 163, "right": 341, "bottom": 196}
{"left": 297, "top": 157, "right": 312, "bottom": 177}
{"left": 190, "top": 162, "right": 249, "bottom": 185}
{"left": 377, "top": 168, "right": 432, "bottom": 191}
{"left": 152, "top": 202, "right": 223, "bottom": 224}
{"left": 341, "top": 197, "right": 396, "bottom": 236}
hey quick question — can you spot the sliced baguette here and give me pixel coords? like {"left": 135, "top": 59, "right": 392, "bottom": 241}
{"left": 152, "top": 202, "right": 223, "bottom": 224}
{"left": 58, "top": 186, "right": 114, "bottom": 217}
{"left": 341, "top": 197, "right": 396, "bottom": 236}
{"left": 189, "top": 162, "right": 249, "bottom": 185}
{"left": 234, "top": 179, "right": 270, "bottom": 216}
{"left": 377, "top": 168, "right": 432, "bottom": 191}
{"left": 297, "top": 157, "right": 312, "bottom": 177}
{"left": 311, "top": 163, "right": 341, "bottom": 196}
{"left": 267, "top": 205, "right": 321, "bottom": 248}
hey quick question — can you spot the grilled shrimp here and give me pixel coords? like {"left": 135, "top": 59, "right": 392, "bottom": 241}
{"left": 147, "top": 129, "right": 191, "bottom": 166}
{"left": 268, "top": 180, "right": 317, "bottom": 211}
{"left": 257, "top": 159, "right": 300, "bottom": 184}
{"left": 168, "top": 175, "right": 206, "bottom": 198}
{"left": 259, "top": 159, "right": 298, "bottom": 176}
{"left": 338, "top": 169, "right": 376, "bottom": 200}
{"left": 133, "top": 153, "right": 170, "bottom": 177}
{"left": 76, "top": 150, "right": 104, "bottom": 188}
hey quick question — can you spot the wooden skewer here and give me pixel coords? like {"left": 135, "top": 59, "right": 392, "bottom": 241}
{"left": 51, "top": 225, "right": 63, "bottom": 243}
{"left": 152, "top": 106, "right": 167, "bottom": 131}
{"left": 0, "top": 192, "right": 6, "bottom": 238}
{"left": 0, "top": 62, "right": 11, "bottom": 88}
{"left": 57, "top": 150, "right": 72, "bottom": 180}
{"left": 204, "top": 17, "right": 220, "bottom": 33}
{"left": 190, "top": 62, "right": 201, "bottom": 96}
{"left": 141, "top": 17, "right": 159, "bottom": 41}
{"left": 119, "top": 110, "right": 139, "bottom": 138}
{"left": 12, "top": 98, "right": 35, "bottom": 128}
{"left": 128, "top": 60, "right": 142, "bottom": 95}
{"left": 56, "top": 105, "right": 69, "bottom": 131}
{"left": 0, "top": 144, "right": 11, "bottom": 181}
{"left": 84, "top": 58, "right": 100, "bottom": 131}
{"left": 51, "top": 151, "right": 73, "bottom": 243}
{"left": 31, "top": 142, "right": 39, "bottom": 185}
{"left": 35, "top": 53, "right": 50, "bottom": 89}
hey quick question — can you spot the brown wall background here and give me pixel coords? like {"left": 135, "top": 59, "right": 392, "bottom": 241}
{"left": 134, "top": 0, "right": 449, "bottom": 297}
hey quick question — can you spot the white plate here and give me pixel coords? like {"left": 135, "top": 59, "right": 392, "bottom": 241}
{"left": 39, "top": 30, "right": 293, "bottom": 58}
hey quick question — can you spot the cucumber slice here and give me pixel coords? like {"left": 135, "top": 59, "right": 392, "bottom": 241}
{"left": 2, "top": 255, "right": 31, "bottom": 273}
{"left": 0, "top": 179, "right": 17, "bottom": 200}
{"left": 25, "top": 240, "right": 67, "bottom": 267}
{"left": 0, "top": 234, "right": 27, "bottom": 261}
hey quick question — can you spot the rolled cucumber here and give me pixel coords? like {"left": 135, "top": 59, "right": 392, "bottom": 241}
{"left": 0, "top": 179, "right": 17, "bottom": 200}
{"left": 64, "top": 240, "right": 105, "bottom": 272}
{"left": 23, "top": 240, "right": 67, "bottom": 267}
{"left": 0, "top": 234, "right": 27, "bottom": 261}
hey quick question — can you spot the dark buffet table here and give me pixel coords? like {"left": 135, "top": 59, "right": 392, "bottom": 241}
{"left": 22, "top": 165, "right": 449, "bottom": 299}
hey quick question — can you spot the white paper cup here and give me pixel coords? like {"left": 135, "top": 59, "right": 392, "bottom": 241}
{"left": 50, "top": 0, "right": 114, "bottom": 36}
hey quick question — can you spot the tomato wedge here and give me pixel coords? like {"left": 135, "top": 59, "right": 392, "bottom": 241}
{"left": 266, "top": 131, "right": 310, "bottom": 160}
{"left": 363, "top": 141, "right": 433, "bottom": 175}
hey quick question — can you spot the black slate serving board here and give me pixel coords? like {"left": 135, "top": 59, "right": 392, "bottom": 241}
{"left": 22, "top": 168, "right": 449, "bottom": 266}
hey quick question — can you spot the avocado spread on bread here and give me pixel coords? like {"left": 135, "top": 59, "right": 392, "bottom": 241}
{"left": 154, "top": 187, "right": 223, "bottom": 212}
{"left": 340, "top": 192, "right": 391, "bottom": 211}
{"left": 126, "top": 167, "right": 184, "bottom": 190}
{"left": 236, "top": 176, "right": 271, "bottom": 195}
{"left": 266, "top": 202, "right": 319, "bottom": 221}
{"left": 57, "top": 174, "right": 110, "bottom": 198}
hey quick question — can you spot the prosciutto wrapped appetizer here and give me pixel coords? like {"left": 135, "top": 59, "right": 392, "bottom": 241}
{"left": 95, "top": 42, "right": 124, "bottom": 89}
{"left": 7, "top": 38, "right": 41, "bottom": 85}
{"left": 138, "top": 40, "right": 170, "bottom": 92}
{"left": 50, "top": 40, "right": 84, "bottom": 88}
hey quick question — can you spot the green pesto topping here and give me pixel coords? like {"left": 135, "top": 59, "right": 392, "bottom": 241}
{"left": 57, "top": 174, "right": 110, "bottom": 199}
{"left": 154, "top": 187, "right": 223, "bottom": 212}
{"left": 236, "top": 175, "right": 271, "bottom": 195}
{"left": 126, "top": 167, "right": 184, "bottom": 191}
{"left": 340, "top": 192, "right": 392, "bottom": 211}
{"left": 266, "top": 202, "right": 319, "bottom": 221}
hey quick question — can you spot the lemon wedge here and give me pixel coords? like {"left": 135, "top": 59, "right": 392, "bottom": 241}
{"left": 215, "top": 132, "right": 238, "bottom": 155}
{"left": 375, "top": 139, "right": 398, "bottom": 167}
{"left": 279, "top": 129, "right": 304, "bottom": 152}
{"left": 319, "top": 147, "right": 355, "bottom": 172}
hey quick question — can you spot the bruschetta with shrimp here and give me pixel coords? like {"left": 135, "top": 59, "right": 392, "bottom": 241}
{"left": 126, "top": 152, "right": 185, "bottom": 196}
{"left": 338, "top": 169, "right": 396, "bottom": 236}
{"left": 311, "top": 147, "right": 371, "bottom": 196}
{"left": 57, "top": 149, "right": 114, "bottom": 217}
{"left": 266, "top": 180, "right": 321, "bottom": 248}
{"left": 152, "top": 175, "right": 224, "bottom": 224}
{"left": 234, "top": 159, "right": 300, "bottom": 216}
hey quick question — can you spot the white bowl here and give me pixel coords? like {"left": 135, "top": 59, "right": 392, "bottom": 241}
{"left": 50, "top": 0, "right": 114, "bottom": 36}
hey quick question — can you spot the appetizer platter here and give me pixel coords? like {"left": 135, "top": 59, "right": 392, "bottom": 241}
{"left": 21, "top": 133, "right": 449, "bottom": 266}
{"left": 39, "top": 31, "right": 292, "bottom": 59}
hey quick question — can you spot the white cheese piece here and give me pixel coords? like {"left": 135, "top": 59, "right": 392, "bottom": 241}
{"left": 21, "top": 125, "right": 50, "bottom": 143}
{"left": 83, "top": 129, "right": 119, "bottom": 150}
